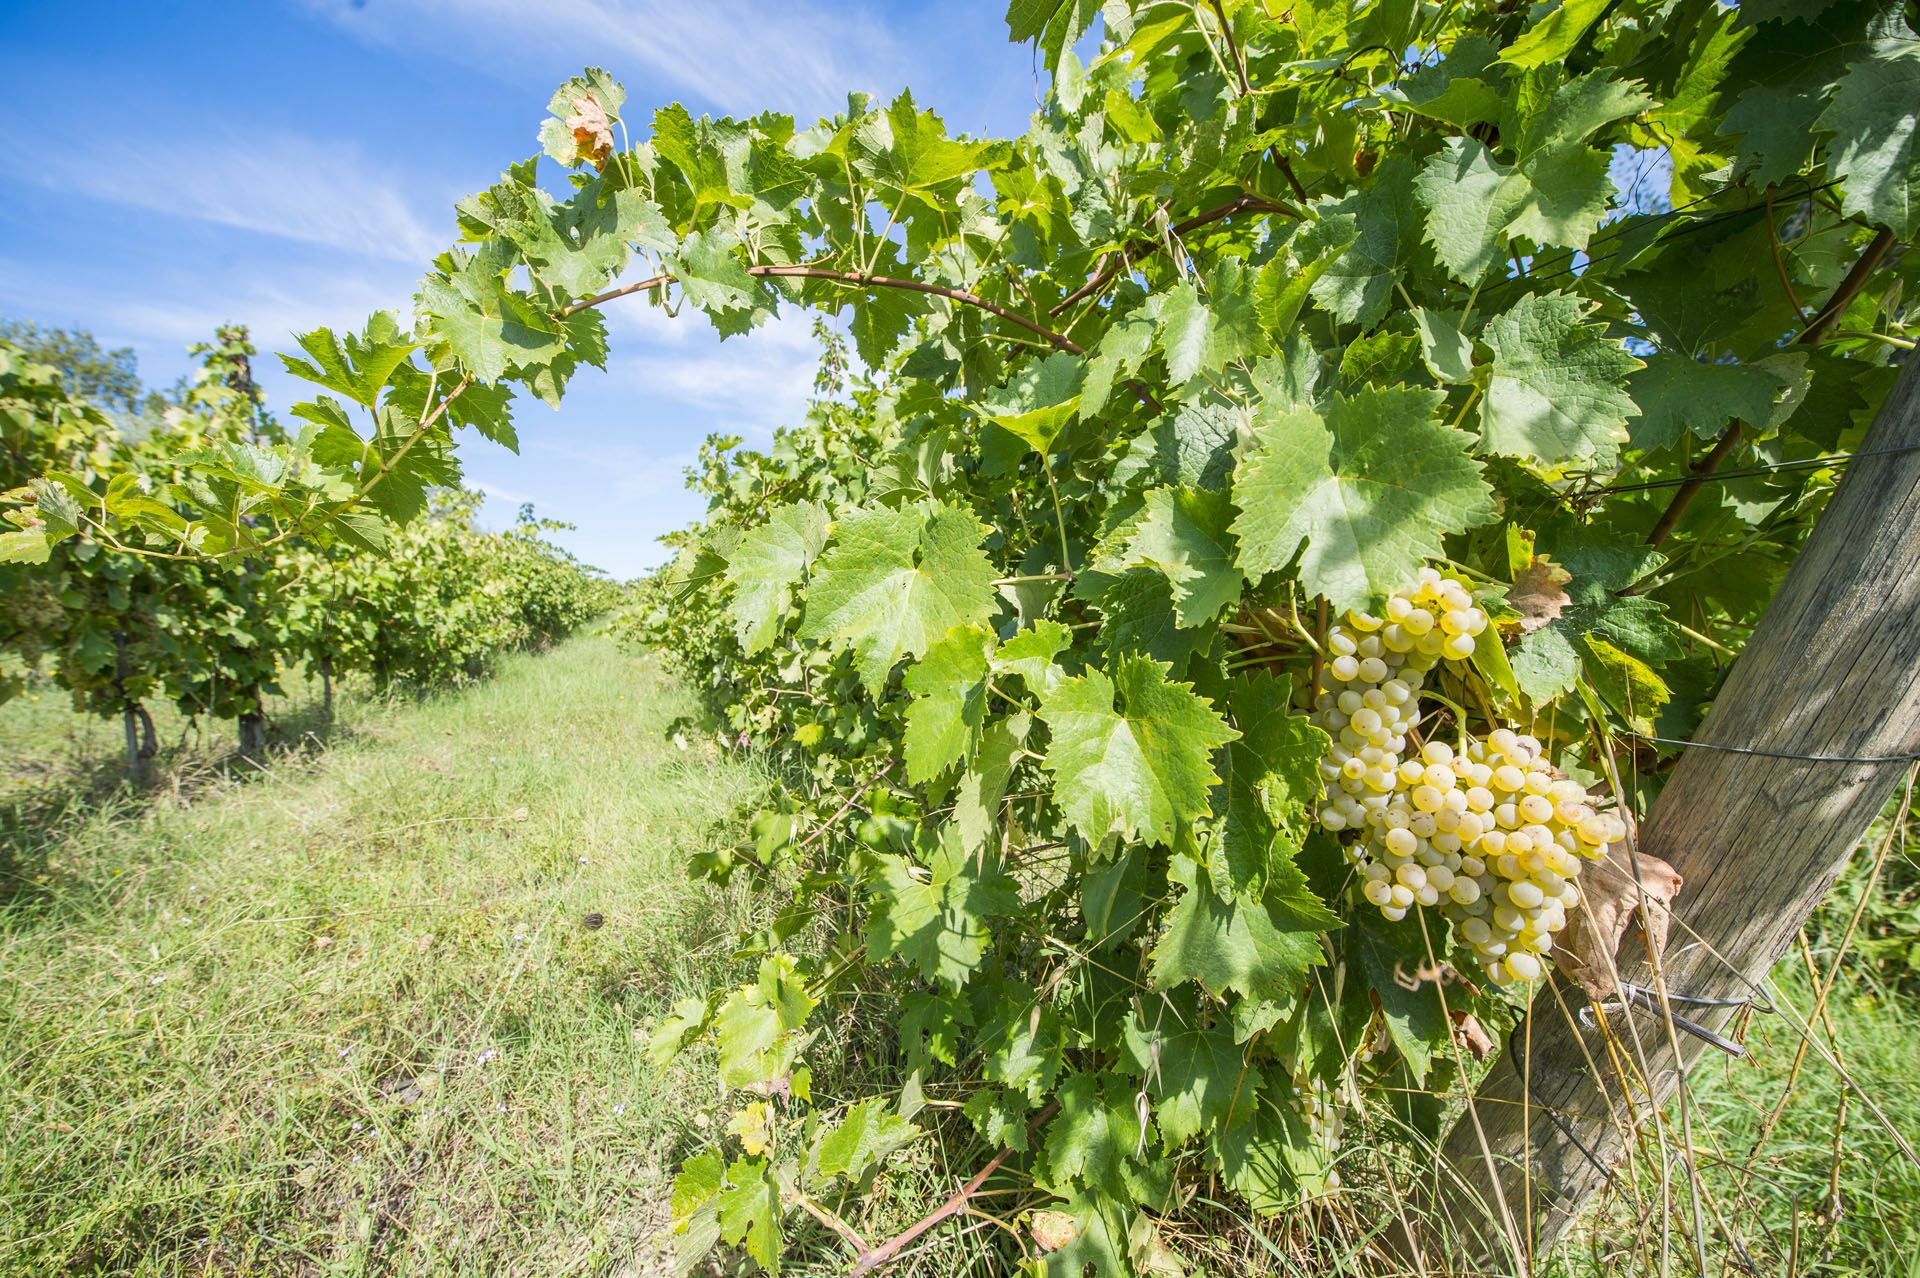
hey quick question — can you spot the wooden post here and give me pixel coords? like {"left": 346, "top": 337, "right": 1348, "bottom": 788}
{"left": 1431, "top": 357, "right": 1920, "bottom": 1268}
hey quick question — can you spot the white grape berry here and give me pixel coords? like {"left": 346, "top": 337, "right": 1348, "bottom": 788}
{"left": 1304, "top": 568, "right": 1622, "bottom": 982}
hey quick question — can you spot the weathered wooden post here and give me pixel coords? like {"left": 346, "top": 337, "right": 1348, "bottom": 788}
{"left": 1432, "top": 355, "right": 1920, "bottom": 1269}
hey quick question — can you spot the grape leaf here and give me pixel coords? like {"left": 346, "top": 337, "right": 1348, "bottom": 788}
{"left": 981, "top": 352, "right": 1084, "bottom": 454}
{"left": 1626, "top": 355, "right": 1784, "bottom": 450}
{"left": 1500, "top": 0, "right": 1612, "bottom": 69}
{"left": 1037, "top": 1072, "right": 1153, "bottom": 1201}
{"left": 1096, "top": 485, "right": 1243, "bottom": 628}
{"left": 1111, "top": 397, "right": 1244, "bottom": 493}
{"left": 1347, "top": 910, "right": 1448, "bottom": 1084}
{"left": 1150, "top": 854, "right": 1336, "bottom": 1002}
{"left": 866, "top": 837, "right": 1019, "bottom": 989}
{"left": 1819, "top": 33, "right": 1920, "bottom": 235}
{"left": 901, "top": 623, "right": 995, "bottom": 783}
{"left": 724, "top": 501, "right": 829, "bottom": 654}
{"left": 815, "top": 1098, "right": 919, "bottom": 1181}
{"left": 1479, "top": 293, "right": 1641, "bottom": 468}
{"left": 1038, "top": 656, "right": 1237, "bottom": 847}
{"left": 1212, "top": 673, "right": 1331, "bottom": 897}
{"left": 1418, "top": 138, "right": 1531, "bottom": 283}
{"left": 1120, "top": 995, "right": 1259, "bottom": 1150}
{"left": 280, "top": 316, "right": 418, "bottom": 410}
{"left": 1231, "top": 385, "right": 1496, "bottom": 614}
{"left": 713, "top": 955, "right": 816, "bottom": 1089}
{"left": 801, "top": 501, "right": 998, "bottom": 694}
{"left": 539, "top": 68, "right": 626, "bottom": 168}
{"left": 1304, "top": 156, "right": 1425, "bottom": 327}
{"left": 1208, "top": 1094, "right": 1328, "bottom": 1212}
{"left": 853, "top": 90, "right": 1002, "bottom": 214}
{"left": 714, "top": 1158, "right": 784, "bottom": 1272}
{"left": 1154, "top": 258, "right": 1265, "bottom": 383}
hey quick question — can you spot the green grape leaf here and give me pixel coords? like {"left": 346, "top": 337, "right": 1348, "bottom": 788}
{"left": 1414, "top": 308, "right": 1476, "bottom": 384}
{"left": 650, "top": 103, "right": 750, "bottom": 222}
{"left": 1627, "top": 356, "right": 1784, "bottom": 450}
{"left": 280, "top": 316, "right": 419, "bottom": 409}
{"left": 714, "top": 1158, "right": 784, "bottom": 1272}
{"left": 1037, "top": 1071, "right": 1153, "bottom": 1201}
{"left": 1080, "top": 310, "right": 1157, "bottom": 417}
{"left": 852, "top": 90, "right": 1001, "bottom": 213}
{"left": 1097, "top": 485, "right": 1243, "bottom": 628}
{"left": 994, "top": 619, "right": 1071, "bottom": 697}
{"left": 901, "top": 623, "right": 995, "bottom": 784}
{"left": 1479, "top": 293, "right": 1641, "bottom": 468}
{"left": 1038, "top": 656, "right": 1237, "bottom": 847}
{"left": 1081, "top": 845, "right": 1150, "bottom": 951}
{"left": 1505, "top": 143, "right": 1614, "bottom": 249}
{"left": 815, "top": 1098, "right": 919, "bottom": 1181}
{"left": 724, "top": 500, "right": 829, "bottom": 653}
{"left": 1154, "top": 258, "right": 1265, "bottom": 383}
{"left": 1416, "top": 138, "right": 1535, "bottom": 284}
{"left": 418, "top": 245, "right": 568, "bottom": 386}
{"left": 1036, "top": 1193, "right": 1134, "bottom": 1278}
{"left": 1120, "top": 996, "right": 1259, "bottom": 1150}
{"left": 1379, "top": 35, "right": 1504, "bottom": 127}
{"left": 981, "top": 352, "right": 1084, "bottom": 454}
{"left": 1208, "top": 1095, "right": 1327, "bottom": 1212}
{"left": 1150, "top": 854, "right": 1336, "bottom": 1002}
{"left": 1231, "top": 386, "right": 1495, "bottom": 614}
{"left": 801, "top": 501, "right": 998, "bottom": 695}
{"left": 1304, "top": 156, "right": 1424, "bottom": 327}
{"left": 1347, "top": 910, "right": 1449, "bottom": 1084}
{"left": 954, "top": 717, "right": 1023, "bottom": 854}
{"left": 978, "top": 982, "right": 1064, "bottom": 1102}
{"left": 671, "top": 226, "right": 769, "bottom": 330}
{"left": 1213, "top": 673, "right": 1331, "bottom": 897}
{"left": 1112, "top": 397, "right": 1244, "bottom": 493}
{"left": 712, "top": 955, "right": 816, "bottom": 1089}
{"left": 866, "top": 837, "right": 1019, "bottom": 989}
{"left": 1819, "top": 34, "right": 1920, "bottom": 235}
{"left": 901, "top": 989, "right": 973, "bottom": 1070}
{"left": 1500, "top": 0, "right": 1612, "bottom": 69}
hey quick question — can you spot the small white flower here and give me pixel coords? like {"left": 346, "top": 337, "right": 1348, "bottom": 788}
{"left": 476, "top": 1048, "right": 498, "bottom": 1066}
{"left": 612, "top": 1104, "right": 625, "bottom": 1116}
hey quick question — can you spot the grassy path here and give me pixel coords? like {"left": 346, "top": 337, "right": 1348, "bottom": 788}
{"left": 0, "top": 636, "right": 765, "bottom": 1276}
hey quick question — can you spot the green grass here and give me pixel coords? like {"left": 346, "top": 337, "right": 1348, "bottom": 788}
{"left": 3, "top": 636, "right": 1917, "bottom": 1277}
{"left": 0, "top": 635, "right": 768, "bottom": 1275}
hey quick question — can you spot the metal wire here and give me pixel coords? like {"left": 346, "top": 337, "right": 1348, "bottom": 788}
{"left": 1601, "top": 442, "right": 1920, "bottom": 494}
{"left": 1631, "top": 734, "right": 1920, "bottom": 765}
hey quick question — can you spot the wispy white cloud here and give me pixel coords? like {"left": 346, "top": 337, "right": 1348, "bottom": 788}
{"left": 300, "top": 0, "right": 907, "bottom": 118}
{"left": 0, "top": 130, "right": 445, "bottom": 263}
{"left": 601, "top": 305, "right": 824, "bottom": 437}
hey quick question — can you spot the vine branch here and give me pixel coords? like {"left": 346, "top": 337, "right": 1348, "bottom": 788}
{"left": 1645, "top": 227, "right": 1898, "bottom": 548}
{"left": 1050, "top": 194, "right": 1300, "bottom": 316}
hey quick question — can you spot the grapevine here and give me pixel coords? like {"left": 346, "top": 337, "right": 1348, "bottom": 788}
{"left": 4, "top": 0, "right": 1916, "bottom": 1270}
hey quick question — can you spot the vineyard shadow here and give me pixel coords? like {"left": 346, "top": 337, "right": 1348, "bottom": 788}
{"left": 0, "top": 683, "right": 352, "bottom": 917}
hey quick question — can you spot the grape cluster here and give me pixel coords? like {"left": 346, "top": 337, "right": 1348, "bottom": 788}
{"left": 1303, "top": 570, "right": 1625, "bottom": 984}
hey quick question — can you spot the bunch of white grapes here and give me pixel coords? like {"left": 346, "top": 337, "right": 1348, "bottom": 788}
{"left": 1303, "top": 570, "right": 1627, "bottom": 984}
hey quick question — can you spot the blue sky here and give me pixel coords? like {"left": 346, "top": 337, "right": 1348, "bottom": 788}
{"left": 0, "top": 1, "right": 1045, "bottom": 578}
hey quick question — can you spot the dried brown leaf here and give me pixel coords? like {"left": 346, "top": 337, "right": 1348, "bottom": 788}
{"left": 1560, "top": 839, "right": 1683, "bottom": 1001}
{"left": 1509, "top": 554, "right": 1573, "bottom": 635}
{"left": 1450, "top": 1010, "right": 1495, "bottom": 1062}
{"left": 565, "top": 94, "right": 615, "bottom": 169}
